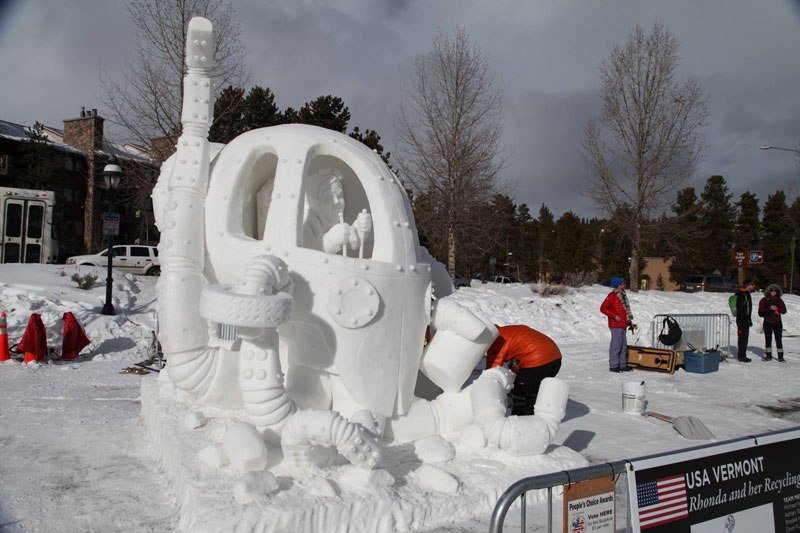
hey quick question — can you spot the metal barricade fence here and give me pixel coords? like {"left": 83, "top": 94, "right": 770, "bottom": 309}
{"left": 650, "top": 313, "right": 731, "bottom": 357}
{"left": 488, "top": 461, "right": 629, "bottom": 533}
{"left": 488, "top": 427, "right": 797, "bottom": 533}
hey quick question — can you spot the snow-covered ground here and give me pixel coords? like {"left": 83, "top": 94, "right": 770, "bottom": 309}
{"left": 1, "top": 265, "right": 798, "bottom": 532}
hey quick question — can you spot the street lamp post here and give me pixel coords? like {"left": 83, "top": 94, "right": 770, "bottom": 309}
{"left": 101, "top": 162, "right": 123, "bottom": 316}
{"left": 760, "top": 145, "right": 800, "bottom": 154}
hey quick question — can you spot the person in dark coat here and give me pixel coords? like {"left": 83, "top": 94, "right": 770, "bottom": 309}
{"left": 758, "top": 283, "right": 787, "bottom": 362}
{"left": 735, "top": 278, "right": 756, "bottom": 362}
{"left": 600, "top": 277, "right": 633, "bottom": 373}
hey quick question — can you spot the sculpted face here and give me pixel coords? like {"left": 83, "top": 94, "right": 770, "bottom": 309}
{"left": 317, "top": 176, "right": 345, "bottom": 223}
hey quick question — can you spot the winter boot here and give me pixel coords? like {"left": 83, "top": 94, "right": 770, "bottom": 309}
{"left": 778, "top": 350, "right": 785, "bottom": 362}
{"left": 763, "top": 351, "right": 773, "bottom": 362}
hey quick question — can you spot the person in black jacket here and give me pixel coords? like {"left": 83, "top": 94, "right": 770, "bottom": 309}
{"left": 735, "top": 279, "right": 756, "bottom": 362}
{"left": 758, "top": 283, "right": 787, "bottom": 362}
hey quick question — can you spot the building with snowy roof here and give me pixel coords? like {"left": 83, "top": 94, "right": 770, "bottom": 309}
{"left": 0, "top": 108, "right": 161, "bottom": 261}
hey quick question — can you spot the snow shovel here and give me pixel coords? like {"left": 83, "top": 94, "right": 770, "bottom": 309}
{"left": 644, "top": 411, "right": 716, "bottom": 440}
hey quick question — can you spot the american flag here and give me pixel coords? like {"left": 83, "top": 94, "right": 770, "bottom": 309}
{"left": 636, "top": 474, "right": 688, "bottom": 529}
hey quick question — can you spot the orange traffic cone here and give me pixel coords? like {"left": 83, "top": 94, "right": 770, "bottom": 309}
{"left": 61, "top": 312, "right": 90, "bottom": 360}
{"left": 18, "top": 313, "right": 47, "bottom": 364}
{"left": 0, "top": 312, "right": 9, "bottom": 362}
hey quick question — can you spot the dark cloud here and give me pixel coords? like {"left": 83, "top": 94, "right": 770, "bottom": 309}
{"left": 1, "top": 0, "right": 799, "bottom": 218}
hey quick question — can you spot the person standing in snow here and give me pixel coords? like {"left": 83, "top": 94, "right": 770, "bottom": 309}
{"left": 600, "top": 277, "right": 633, "bottom": 373}
{"left": 735, "top": 278, "right": 756, "bottom": 362}
{"left": 758, "top": 283, "right": 787, "bottom": 362}
{"left": 485, "top": 325, "right": 562, "bottom": 416}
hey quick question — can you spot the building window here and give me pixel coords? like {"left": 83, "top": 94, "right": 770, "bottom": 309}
{"left": 0, "top": 154, "right": 8, "bottom": 175}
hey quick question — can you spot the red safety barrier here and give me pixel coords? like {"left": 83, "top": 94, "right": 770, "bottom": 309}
{"left": 0, "top": 312, "right": 9, "bottom": 362}
{"left": 18, "top": 313, "right": 47, "bottom": 364}
{"left": 61, "top": 312, "right": 90, "bottom": 360}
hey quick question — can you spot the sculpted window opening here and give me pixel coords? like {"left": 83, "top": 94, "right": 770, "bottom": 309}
{"left": 300, "top": 155, "right": 374, "bottom": 259}
{"left": 241, "top": 152, "right": 278, "bottom": 240}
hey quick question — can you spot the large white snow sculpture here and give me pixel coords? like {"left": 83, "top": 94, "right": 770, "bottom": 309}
{"left": 152, "top": 17, "right": 569, "bottom": 469}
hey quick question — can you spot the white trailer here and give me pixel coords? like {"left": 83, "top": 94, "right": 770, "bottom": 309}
{"left": 0, "top": 187, "right": 58, "bottom": 264}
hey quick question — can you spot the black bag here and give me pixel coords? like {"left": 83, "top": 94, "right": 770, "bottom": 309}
{"left": 658, "top": 316, "right": 682, "bottom": 346}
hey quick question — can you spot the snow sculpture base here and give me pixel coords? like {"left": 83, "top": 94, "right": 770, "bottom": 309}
{"left": 142, "top": 379, "right": 586, "bottom": 532}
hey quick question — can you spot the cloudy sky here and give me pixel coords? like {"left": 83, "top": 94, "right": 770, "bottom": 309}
{"left": 1, "top": 0, "right": 799, "bottom": 217}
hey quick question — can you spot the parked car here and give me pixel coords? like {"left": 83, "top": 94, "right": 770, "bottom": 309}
{"left": 679, "top": 274, "right": 737, "bottom": 293}
{"left": 66, "top": 244, "right": 160, "bottom": 276}
{"left": 489, "top": 275, "right": 520, "bottom": 284}
{"left": 453, "top": 274, "right": 472, "bottom": 289}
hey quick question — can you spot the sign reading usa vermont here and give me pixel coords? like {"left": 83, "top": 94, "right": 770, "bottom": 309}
{"left": 627, "top": 429, "right": 800, "bottom": 532}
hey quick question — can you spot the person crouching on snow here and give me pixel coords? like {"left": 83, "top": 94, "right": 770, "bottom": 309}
{"left": 600, "top": 277, "right": 633, "bottom": 373}
{"left": 758, "top": 283, "right": 787, "bottom": 362}
{"left": 485, "top": 325, "right": 562, "bottom": 416}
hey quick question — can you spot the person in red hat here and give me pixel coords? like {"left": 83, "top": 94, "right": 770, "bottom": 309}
{"left": 485, "top": 324, "right": 562, "bottom": 416}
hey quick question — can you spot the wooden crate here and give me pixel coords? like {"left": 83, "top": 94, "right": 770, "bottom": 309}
{"left": 627, "top": 346, "right": 679, "bottom": 374}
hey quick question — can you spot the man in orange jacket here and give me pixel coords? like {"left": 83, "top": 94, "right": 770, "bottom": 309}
{"left": 486, "top": 324, "right": 562, "bottom": 416}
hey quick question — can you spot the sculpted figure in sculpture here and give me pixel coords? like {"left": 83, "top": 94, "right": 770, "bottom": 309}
{"left": 303, "top": 174, "right": 372, "bottom": 256}
{"left": 152, "top": 17, "right": 569, "bottom": 469}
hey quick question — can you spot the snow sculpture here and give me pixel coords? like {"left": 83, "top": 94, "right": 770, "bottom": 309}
{"left": 152, "top": 17, "right": 569, "bottom": 471}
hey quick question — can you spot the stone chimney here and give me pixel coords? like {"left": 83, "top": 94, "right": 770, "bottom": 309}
{"left": 63, "top": 107, "right": 106, "bottom": 252}
{"left": 63, "top": 107, "right": 104, "bottom": 152}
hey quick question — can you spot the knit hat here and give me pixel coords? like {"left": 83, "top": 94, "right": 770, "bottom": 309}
{"left": 610, "top": 277, "right": 625, "bottom": 289}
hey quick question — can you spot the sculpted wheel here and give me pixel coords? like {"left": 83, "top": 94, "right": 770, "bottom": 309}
{"left": 200, "top": 284, "right": 293, "bottom": 328}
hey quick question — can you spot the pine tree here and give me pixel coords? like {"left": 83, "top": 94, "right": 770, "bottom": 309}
{"left": 733, "top": 192, "right": 762, "bottom": 282}
{"left": 295, "top": 95, "right": 351, "bottom": 133}
{"left": 16, "top": 122, "right": 63, "bottom": 191}
{"left": 515, "top": 204, "right": 536, "bottom": 280}
{"left": 243, "top": 86, "right": 280, "bottom": 130}
{"left": 209, "top": 85, "right": 246, "bottom": 143}
{"left": 788, "top": 198, "right": 800, "bottom": 293}
{"left": 552, "top": 212, "right": 583, "bottom": 276}
{"left": 667, "top": 187, "right": 701, "bottom": 283}
{"left": 698, "top": 175, "right": 735, "bottom": 276}
{"left": 482, "top": 194, "right": 518, "bottom": 277}
{"left": 537, "top": 205, "right": 555, "bottom": 282}
{"left": 348, "top": 127, "right": 391, "bottom": 166}
{"left": 734, "top": 192, "right": 761, "bottom": 251}
{"left": 761, "top": 191, "right": 792, "bottom": 286}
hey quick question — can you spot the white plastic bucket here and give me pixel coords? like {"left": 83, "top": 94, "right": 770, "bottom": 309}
{"left": 622, "top": 381, "right": 647, "bottom": 414}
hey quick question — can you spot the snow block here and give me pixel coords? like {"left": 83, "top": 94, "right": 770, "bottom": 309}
{"left": 414, "top": 435, "right": 455, "bottom": 463}
{"left": 412, "top": 464, "right": 459, "bottom": 493}
{"left": 233, "top": 471, "right": 279, "bottom": 505}
{"left": 223, "top": 422, "right": 268, "bottom": 472}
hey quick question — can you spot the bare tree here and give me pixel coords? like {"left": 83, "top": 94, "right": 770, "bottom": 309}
{"left": 583, "top": 22, "right": 708, "bottom": 290}
{"left": 101, "top": 0, "right": 247, "bottom": 149}
{"left": 395, "top": 27, "right": 507, "bottom": 275}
